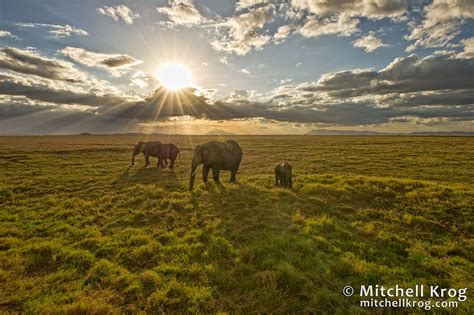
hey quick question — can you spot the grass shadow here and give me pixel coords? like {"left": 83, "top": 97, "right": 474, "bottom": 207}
{"left": 113, "top": 165, "right": 182, "bottom": 188}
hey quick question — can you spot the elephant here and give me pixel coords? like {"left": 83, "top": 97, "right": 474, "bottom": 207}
{"left": 275, "top": 161, "right": 292, "bottom": 188}
{"left": 144, "top": 143, "right": 181, "bottom": 168}
{"left": 189, "top": 140, "right": 243, "bottom": 190}
{"left": 131, "top": 141, "right": 161, "bottom": 166}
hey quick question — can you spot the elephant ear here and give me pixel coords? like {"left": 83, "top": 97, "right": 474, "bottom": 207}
{"left": 200, "top": 146, "right": 210, "bottom": 160}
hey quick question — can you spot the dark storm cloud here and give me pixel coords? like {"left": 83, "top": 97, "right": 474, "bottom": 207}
{"left": 0, "top": 74, "right": 129, "bottom": 107}
{"left": 0, "top": 47, "right": 86, "bottom": 82}
{"left": 59, "top": 47, "right": 143, "bottom": 71}
{"left": 313, "top": 54, "right": 474, "bottom": 98}
{"left": 100, "top": 55, "right": 139, "bottom": 68}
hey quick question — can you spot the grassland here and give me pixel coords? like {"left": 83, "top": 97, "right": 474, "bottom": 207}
{"left": 0, "top": 135, "right": 473, "bottom": 314}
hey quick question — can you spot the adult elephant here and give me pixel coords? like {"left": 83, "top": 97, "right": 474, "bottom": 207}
{"left": 189, "top": 141, "right": 243, "bottom": 190}
{"left": 145, "top": 143, "right": 181, "bottom": 168}
{"left": 131, "top": 141, "right": 161, "bottom": 166}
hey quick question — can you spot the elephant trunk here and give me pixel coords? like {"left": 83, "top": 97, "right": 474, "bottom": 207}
{"left": 189, "top": 155, "right": 200, "bottom": 191}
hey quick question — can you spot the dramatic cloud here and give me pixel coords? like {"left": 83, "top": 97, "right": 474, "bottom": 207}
{"left": 211, "top": 5, "right": 273, "bottom": 55}
{"left": 157, "top": 0, "right": 207, "bottom": 27}
{"left": 0, "top": 72, "right": 130, "bottom": 107}
{"left": 308, "top": 55, "right": 474, "bottom": 107}
{"left": 60, "top": 47, "right": 142, "bottom": 76}
{"left": 406, "top": 0, "right": 474, "bottom": 51}
{"left": 353, "top": 33, "right": 388, "bottom": 52}
{"left": 97, "top": 5, "right": 140, "bottom": 24}
{"left": 16, "top": 23, "right": 88, "bottom": 37}
{"left": 0, "top": 47, "right": 87, "bottom": 82}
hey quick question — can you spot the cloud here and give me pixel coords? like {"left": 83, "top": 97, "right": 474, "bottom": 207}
{"left": 406, "top": 0, "right": 474, "bottom": 51}
{"left": 230, "top": 89, "right": 256, "bottom": 99}
{"left": 0, "top": 47, "right": 87, "bottom": 82}
{"left": 16, "top": 23, "right": 88, "bottom": 37}
{"left": 59, "top": 47, "right": 142, "bottom": 76}
{"left": 297, "top": 55, "right": 474, "bottom": 107}
{"left": 0, "top": 30, "right": 20, "bottom": 40}
{"left": 239, "top": 68, "right": 252, "bottom": 75}
{"left": 97, "top": 5, "right": 140, "bottom": 24}
{"left": 274, "top": 25, "right": 294, "bottom": 43}
{"left": 290, "top": 0, "right": 407, "bottom": 41}
{"left": 353, "top": 33, "right": 388, "bottom": 52}
{"left": 210, "top": 5, "right": 273, "bottom": 55}
{"left": 290, "top": 0, "right": 408, "bottom": 20}
{"left": 299, "top": 14, "right": 359, "bottom": 38}
{"left": 157, "top": 0, "right": 207, "bottom": 27}
{"left": 0, "top": 72, "right": 131, "bottom": 107}
{"left": 457, "top": 37, "right": 474, "bottom": 59}
{"left": 219, "top": 56, "right": 229, "bottom": 65}
{"left": 235, "top": 0, "right": 271, "bottom": 11}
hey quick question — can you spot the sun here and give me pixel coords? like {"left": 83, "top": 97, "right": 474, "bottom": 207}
{"left": 155, "top": 63, "right": 193, "bottom": 90}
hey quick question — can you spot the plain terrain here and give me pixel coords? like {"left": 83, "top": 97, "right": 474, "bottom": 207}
{"left": 0, "top": 135, "right": 473, "bottom": 313}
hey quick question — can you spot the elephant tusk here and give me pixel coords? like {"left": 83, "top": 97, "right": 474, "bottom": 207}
{"left": 191, "top": 168, "right": 199, "bottom": 176}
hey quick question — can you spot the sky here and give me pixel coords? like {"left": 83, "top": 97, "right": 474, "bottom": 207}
{"left": 0, "top": 0, "right": 473, "bottom": 135}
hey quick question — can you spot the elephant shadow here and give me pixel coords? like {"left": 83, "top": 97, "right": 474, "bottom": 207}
{"left": 113, "top": 165, "right": 181, "bottom": 188}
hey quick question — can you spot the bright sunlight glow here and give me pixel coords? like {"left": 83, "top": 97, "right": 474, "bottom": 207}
{"left": 155, "top": 63, "right": 193, "bottom": 90}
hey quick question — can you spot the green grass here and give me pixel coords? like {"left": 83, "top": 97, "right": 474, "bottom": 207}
{"left": 0, "top": 135, "right": 473, "bottom": 313}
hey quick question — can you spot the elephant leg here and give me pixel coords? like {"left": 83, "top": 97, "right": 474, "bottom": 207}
{"left": 212, "top": 166, "right": 220, "bottom": 182}
{"left": 164, "top": 158, "right": 169, "bottom": 166}
{"left": 202, "top": 165, "right": 210, "bottom": 183}
{"left": 145, "top": 155, "right": 150, "bottom": 167}
{"left": 169, "top": 158, "right": 176, "bottom": 169}
{"left": 288, "top": 175, "right": 293, "bottom": 189}
{"left": 230, "top": 169, "right": 236, "bottom": 182}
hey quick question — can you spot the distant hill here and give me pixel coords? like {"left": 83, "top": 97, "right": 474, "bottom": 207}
{"left": 305, "top": 129, "right": 385, "bottom": 135}
{"left": 305, "top": 129, "right": 474, "bottom": 136}
{"left": 205, "top": 129, "right": 236, "bottom": 136}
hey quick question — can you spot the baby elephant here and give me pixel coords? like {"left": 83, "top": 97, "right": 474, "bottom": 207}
{"left": 275, "top": 162, "right": 293, "bottom": 188}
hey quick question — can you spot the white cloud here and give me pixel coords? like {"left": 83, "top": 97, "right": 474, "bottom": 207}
{"left": 97, "top": 5, "right": 139, "bottom": 24}
{"left": 299, "top": 14, "right": 359, "bottom": 38}
{"left": 457, "top": 37, "right": 474, "bottom": 59}
{"left": 211, "top": 5, "right": 273, "bottom": 55}
{"left": 0, "top": 30, "right": 20, "bottom": 40}
{"left": 235, "top": 0, "right": 271, "bottom": 11}
{"left": 157, "top": 0, "right": 207, "bottom": 27}
{"left": 219, "top": 56, "right": 229, "bottom": 65}
{"left": 16, "top": 23, "right": 88, "bottom": 37}
{"left": 290, "top": 0, "right": 407, "bottom": 20}
{"left": 353, "top": 33, "right": 388, "bottom": 52}
{"left": 239, "top": 68, "right": 252, "bottom": 75}
{"left": 274, "top": 25, "right": 294, "bottom": 43}
{"left": 406, "top": 0, "right": 474, "bottom": 51}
